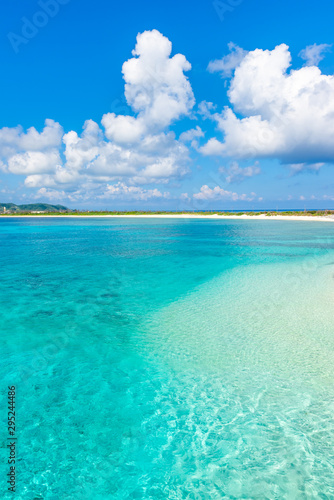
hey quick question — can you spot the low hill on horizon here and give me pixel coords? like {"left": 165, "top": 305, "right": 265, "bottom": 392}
{"left": 0, "top": 203, "right": 70, "bottom": 213}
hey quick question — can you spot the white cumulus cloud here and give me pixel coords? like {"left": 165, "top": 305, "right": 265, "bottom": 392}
{"left": 7, "top": 150, "right": 62, "bottom": 175}
{"left": 0, "top": 119, "right": 63, "bottom": 156}
{"left": 99, "top": 182, "right": 170, "bottom": 201}
{"left": 122, "top": 29, "right": 194, "bottom": 129}
{"left": 201, "top": 43, "right": 334, "bottom": 166}
{"left": 193, "top": 185, "right": 256, "bottom": 201}
{"left": 0, "top": 30, "right": 194, "bottom": 201}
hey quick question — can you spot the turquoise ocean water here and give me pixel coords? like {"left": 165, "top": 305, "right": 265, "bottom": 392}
{"left": 0, "top": 217, "right": 334, "bottom": 499}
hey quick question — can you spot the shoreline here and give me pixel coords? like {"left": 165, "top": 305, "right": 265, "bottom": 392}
{"left": 1, "top": 214, "right": 334, "bottom": 221}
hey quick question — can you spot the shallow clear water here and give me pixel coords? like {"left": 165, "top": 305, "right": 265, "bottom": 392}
{"left": 0, "top": 217, "right": 334, "bottom": 499}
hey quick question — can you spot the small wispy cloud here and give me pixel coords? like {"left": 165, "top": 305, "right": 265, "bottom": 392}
{"left": 219, "top": 161, "right": 261, "bottom": 184}
{"left": 299, "top": 43, "right": 332, "bottom": 66}
{"left": 208, "top": 42, "right": 247, "bottom": 77}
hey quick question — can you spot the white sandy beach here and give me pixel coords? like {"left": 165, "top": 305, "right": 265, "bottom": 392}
{"left": 1, "top": 214, "right": 334, "bottom": 221}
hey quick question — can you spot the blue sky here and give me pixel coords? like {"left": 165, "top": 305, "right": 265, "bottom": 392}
{"left": 1, "top": 0, "right": 334, "bottom": 209}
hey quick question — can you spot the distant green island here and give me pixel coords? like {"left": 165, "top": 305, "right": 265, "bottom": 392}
{"left": 1, "top": 204, "right": 334, "bottom": 217}
{"left": 0, "top": 203, "right": 70, "bottom": 214}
